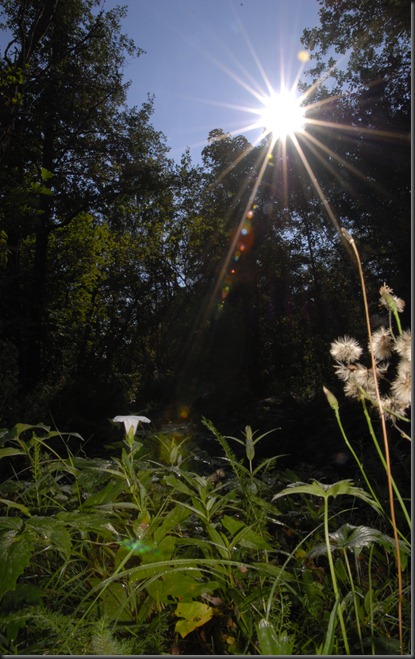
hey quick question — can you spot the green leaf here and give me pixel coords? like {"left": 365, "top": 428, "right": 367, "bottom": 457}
{"left": 56, "top": 511, "right": 117, "bottom": 537}
{"left": 41, "top": 167, "right": 54, "bottom": 181}
{"left": 221, "top": 515, "right": 273, "bottom": 550}
{"left": 257, "top": 619, "right": 295, "bottom": 655}
{"left": 154, "top": 505, "right": 191, "bottom": 544}
{"left": 26, "top": 517, "right": 72, "bottom": 559}
{"left": 0, "top": 447, "right": 25, "bottom": 459}
{"left": 0, "top": 498, "right": 31, "bottom": 517}
{"left": 0, "top": 517, "right": 24, "bottom": 531}
{"left": 317, "top": 598, "right": 339, "bottom": 655}
{"left": 164, "top": 474, "right": 194, "bottom": 497}
{"left": 146, "top": 571, "right": 219, "bottom": 604}
{"left": 80, "top": 479, "right": 125, "bottom": 509}
{"left": 272, "top": 479, "right": 381, "bottom": 512}
{"left": 89, "top": 577, "right": 133, "bottom": 622}
{"left": 207, "top": 525, "right": 229, "bottom": 557}
{"left": 0, "top": 529, "right": 35, "bottom": 600}
{"left": 174, "top": 601, "right": 217, "bottom": 638}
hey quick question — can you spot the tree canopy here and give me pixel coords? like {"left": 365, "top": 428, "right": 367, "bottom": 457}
{"left": 0, "top": 0, "right": 410, "bottom": 438}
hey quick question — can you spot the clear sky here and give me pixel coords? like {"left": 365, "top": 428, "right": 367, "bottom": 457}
{"left": 103, "top": 0, "right": 321, "bottom": 163}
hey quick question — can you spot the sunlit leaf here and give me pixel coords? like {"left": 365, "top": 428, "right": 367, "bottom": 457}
{"left": 174, "top": 601, "right": 218, "bottom": 638}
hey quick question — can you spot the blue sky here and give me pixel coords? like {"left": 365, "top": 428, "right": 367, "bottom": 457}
{"left": 103, "top": 0, "right": 321, "bottom": 163}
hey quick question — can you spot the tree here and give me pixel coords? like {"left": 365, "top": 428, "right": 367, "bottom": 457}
{"left": 299, "top": 0, "right": 410, "bottom": 303}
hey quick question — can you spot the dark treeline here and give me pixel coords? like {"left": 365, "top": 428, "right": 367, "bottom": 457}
{"left": 0, "top": 0, "right": 410, "bottom": 445}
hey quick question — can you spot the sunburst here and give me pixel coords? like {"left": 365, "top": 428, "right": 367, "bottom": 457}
{"left": 255, "top": 86, "right": 306, "bottom": 144}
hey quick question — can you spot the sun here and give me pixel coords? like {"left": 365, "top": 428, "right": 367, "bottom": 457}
{"left": 257, "top": 87, "right": 306, "bottom": 143}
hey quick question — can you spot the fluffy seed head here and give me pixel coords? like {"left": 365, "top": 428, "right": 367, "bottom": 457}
{"left": 330, "top": 336, "right": 363, "bottom": 363}
{"left": 394, "top": 330, "right": 411, "bottom": 362}
{"left": 370, "top": 327, "right": 393, "bottom": 361}
{"left": 391, "top": 360, "right": 411, "bottom": 407}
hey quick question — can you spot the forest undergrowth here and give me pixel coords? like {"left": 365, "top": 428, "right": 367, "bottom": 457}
{"left": 0, "top": 272, "right": 411, "bottom": 655}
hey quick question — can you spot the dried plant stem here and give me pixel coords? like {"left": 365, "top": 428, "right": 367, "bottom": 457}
{"left": 341, "top": 228, "right": 403, "bottom": 654}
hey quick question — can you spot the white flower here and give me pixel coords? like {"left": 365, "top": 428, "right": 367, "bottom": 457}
{"left": 330, "top": 336, "right": 363, "bottom": 363}
{"left": 113, "top": 415, "right": 151, "bottom": 436}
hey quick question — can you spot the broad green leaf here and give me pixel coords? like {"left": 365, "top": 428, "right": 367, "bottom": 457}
{"left": 164, "top": 474, "right": 194, "bottom": 497}
{"left": 146, "top": 571, "right": 218, "bottom": 604}
{"left": 221, "top": 514, "right": 244, "bottom": 535}
{"left": 26, "top": 517, "right": 72, "bottom": 559}
{"left": 89, "top": 577, "right": 133, "bottom": 622}
{"left": 221, "top": 516, "right": 273, "bottom": 551}
{"left": 154, "top": 505, "right": 191, "bottom": 544}
{"left": 0, "top": 529, "right": 35, "bottom": 599}
{"left": 1, "top": 582, "right": 44, "bottom": 609}
{"left": 56, "top": 511, "right": 117, "bottom": 537}
{"left": 207, "top": 525, "right": 228, "bottom": 557}
{"left": 233, "top": 526, "right": 273, "bottom": 551}
{"left": 174, "top": 601, "right": 217, "bottom": 638}
{"left": 253, "top": 563, "right": 294, "bottom": 583}
{"left": 272, "top": 480, "right": 381, "bottom": 512}
{"left": 0, "top": 517, "right": 23, "bottom": 531}
{"left": 11, "top": 423, "right": 50, "bottom": 438}
{"left": 309, "top": 523, "right": 411, "bottom": 563}
{"left": 80, "top": 479, "right": 125, "bottom": 509}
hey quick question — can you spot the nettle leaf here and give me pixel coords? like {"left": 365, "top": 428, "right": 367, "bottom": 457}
{"left": 26, "top": 517, "right": 72, "bottom": 559}
{"left": 174, "top": 601, "right": 219, "bottom": 638}
{"left": 56, "top": 511, "right": 117, "bottom": 537}
{"left": 0, "top": 529, "right": 35, "bottom": 599}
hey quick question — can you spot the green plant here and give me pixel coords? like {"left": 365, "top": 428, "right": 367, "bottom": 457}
{"left": 324, "top": 231, "right": 411, "bottom": 653}
{"left": 0, "top": 379, "right": 410, "bottom": 654}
